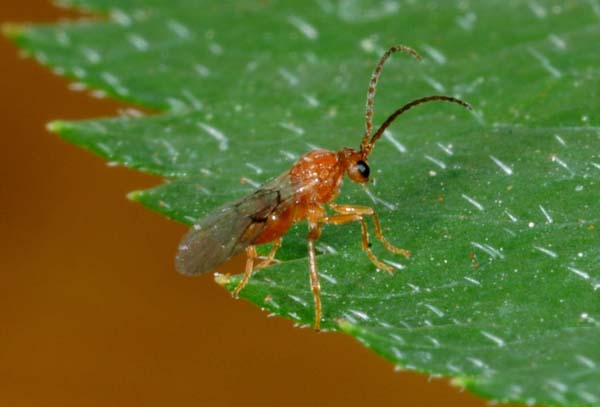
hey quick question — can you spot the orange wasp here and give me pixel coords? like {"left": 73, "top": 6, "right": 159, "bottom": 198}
{"left": 176, "top": 45, "right": 472, "bottom": 330}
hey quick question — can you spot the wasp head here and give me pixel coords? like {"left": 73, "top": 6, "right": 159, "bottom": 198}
{"left": 339, "top": 147, "right": 370, "bottom": 184}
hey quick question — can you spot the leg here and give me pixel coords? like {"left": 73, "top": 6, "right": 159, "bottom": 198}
{"left": 329, "top": 203, "right": 410, "bottom": 258}
{"left": 256, "top": 238, "right": 282, "bottom": 269}
{"left": 233, "top": 245, "right": 257, "bottom": 298}
{"left": 319, "top": 213, "right": 395, "bottom": 274}
{"left": 234, "top": 239, "right": 282, "bottom": 297}
{"left": 308, "top": 222, "right": 322, "bottom": 331}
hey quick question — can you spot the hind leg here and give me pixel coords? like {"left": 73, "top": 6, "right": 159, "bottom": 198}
{"left": 256, "top": 238, "right": 282, "bottom": 269}
{"left": 232, "top": 246, "right": 257, "bottom": 298}
{"left": 307, "top": 222, "right": 322, "bottom": 331}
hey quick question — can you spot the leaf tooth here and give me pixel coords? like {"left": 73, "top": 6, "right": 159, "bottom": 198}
{"left": 1, "top": 22, "right": 25, "bottom": 39}
{"left": 46, "top": 120, "right": 69, "bottom": 134}
{"left": 126, "top": 190, "right": 143, "bottom": 202}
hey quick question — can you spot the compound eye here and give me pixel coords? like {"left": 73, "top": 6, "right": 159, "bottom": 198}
{"left": 356, "top": 160, "right": 370, "bottom": 179}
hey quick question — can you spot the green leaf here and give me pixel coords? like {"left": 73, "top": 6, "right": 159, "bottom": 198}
{"left": 7, "top": 1, "right": 600, "bottom": 406}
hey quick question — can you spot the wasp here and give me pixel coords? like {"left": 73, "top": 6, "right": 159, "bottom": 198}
{"left": 176, "top": 45, "right": 471, "bottom": 330}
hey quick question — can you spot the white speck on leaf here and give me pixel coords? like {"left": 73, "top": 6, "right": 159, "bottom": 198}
{"left": 528, "top": 1, "right": 547, "bottom": 18}
{"left": 364, "top": 187, "right": 397, "bottom": 210}
{"left": 383, "top": 259, "right": 406, "bottom": 271}
{"left": 288, "top": 311, "right": 301, "bottom": 320}
{"left": 91, "top": 89, "right": 107, "bottom": 99}
{"left": 209, "top": 42, "right": 223, "bottom": 55}
{"left": 421, "top": 44, "right": 446, "bottom": 65}
{"left": 194, "top": 64, "right": 211, "bottom": 77}
{"left": 303, "top": 94, "right": 320, "bottom": 107}
{"left": 534, "top": 246, "right": 558, "bottom": 258}
{"left": 82, "top": 48, "right": 101, "bottom": 64}
{"left": 320, "top": 273, "right": 337, "bottom": 284}
{"left": 504, "top": 209, "right": 518, "bottom": 222}
{"left": 423, "top": 303, "right": 445, "bottom": 317}
{"left": 197, "top": 122, "right": 229, "bottom": 151}
{"left": 568, "top": 266, "right": 590, "bottom": 280}
{"left": 539, "top": 205, "right": 553, "bottom": 224}
{"left": 490, "top": 155, "right": 513, "bottom": 175}
{"left": 426, "top": 336, "right": 441, "bottom": 347}
{"left": 575, "top": 354, "right": 597, "bottom": 368}
{"left": 167, "top": 19, "right": 191, "bottom": 38}
{"left": 481, "top": 331, "right": 506, "bottom": 347}
{"left": 462, "top": 194, "right": 484, "bottom": 211}
{"left": 278, "top": 67, "right": 300, "bottom": 86}
{"left": 101, "top": 71, "right": 129, "bottom": 95}
{"left": 245, "top": 163, "right": 263, "bottom": 174}
{"left": 551, "top": 155, "right": 574, "bottom": 175}
{"left": 360, "top": 36, "right": 381, "bottom": 54}
{"left": 349, "top": 309, "right": 370, "bottom": 321}
{"left": 181, "top": 89, "right": 203, "bottom": 110}
{"left": 166, "top": 97, "right": 187, "bottom": 112}
{"left": 467, "top": 357, "right": 488, "bottom": 369}
{"left": 316, "top": 243, "right": 338, "bottom": 254}
{"left": 287, "top": 16, "right": 318, "bottom": 40}
{"left": 546, "top": 379, "right": 567, "bottom": 393}
{"left": 69, "top": 82, "right": 87, "bottom": 91}
{"left": 72, "top": 67, "right": 86, "bottom": 79}
{"left": 55, "top": 30, "right": 70, "bottom": 46}
{"left": 425, "top": 155, "right": 446, "bottom": 169}
{"left": 383, "top": 131, "right": 407, "bottom": 153}
{"left": 96, "top": 142, "right": 113, "bottom": 155}
{"left": 554, "top": 134, "right": 567, "bottom": 145}
{"left": 128, "top": 34, "right": 149, "bottom": 51}
{"left": 422, "top": 75, "right": 446, "bottom": 92}
{"left": 111, "top": 8, "right": 132, "bottom": 26}
{"left": 472, "top": 242, "right": 505, "bottom": 259}
{"left": 528, "top": 47, "right": 562, "bottom": 78}
{"left": 279, "top": 122, "right": 305, "bottom": 135}
{"left": 456, "top": 12, "right": 477, "bottom": 30}
{"left": 288, "top": 295, "right": 308, "bottom": 307}
{"left": 437, "top": 143, "right": 453, "bottom": 156}
{"left": 240, "top": 177, "right": 260, "bottom": 188}
{"left": 280, "top": 150, "right": 298, "bottom": 161}
{"left": 548, "top": 34, "right": 567, "bottom": 50}
{"left": 464, "top": 276, "right": 481, "bottom": 286}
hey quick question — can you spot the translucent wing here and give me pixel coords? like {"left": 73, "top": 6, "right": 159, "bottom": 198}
{"left": 175, "top": 173, "right": 296, "bottom": 276}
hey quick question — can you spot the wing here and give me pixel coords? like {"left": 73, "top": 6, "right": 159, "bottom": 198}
{"left": 175, "top": 173, "right": 296, "bottom": 276}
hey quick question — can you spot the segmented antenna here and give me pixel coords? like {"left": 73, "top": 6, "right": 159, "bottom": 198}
{"left": 363, "top": 95, "right": 472, "bottom": 156}
{"left": 361, "top": 45, "right": 422, "bottom": 153}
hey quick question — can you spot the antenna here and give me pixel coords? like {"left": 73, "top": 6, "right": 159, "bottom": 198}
{"left": 361, "top": 45, "right": 421, "bottom": 153}
{"left": 363, "top": 95, "right": 472, "bottom": 156}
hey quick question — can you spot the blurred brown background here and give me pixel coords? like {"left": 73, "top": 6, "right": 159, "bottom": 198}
{"left": 0, "top": 2, "right": 505, "bottom": 406}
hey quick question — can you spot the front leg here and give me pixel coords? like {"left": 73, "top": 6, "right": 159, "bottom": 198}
{"left": 329, "top": 203, "right": 410, "bottom": 259}
{"left": 319, "top": 213, "right": 395, "bottom": 274}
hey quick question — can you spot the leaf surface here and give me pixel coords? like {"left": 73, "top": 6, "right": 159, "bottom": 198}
{"left": 9, "top": 1, "right": 600, "bottom": 405}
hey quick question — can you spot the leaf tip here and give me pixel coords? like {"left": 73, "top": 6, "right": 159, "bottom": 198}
{"left": 46, "top": 120, "right": 68, "bottom": 134}
{"left": 336, "top": 318, "right": 358, "bottom": 332}
{"left": 1, "top": 23, "right": 25, "bottom": 40}
{"left": 214, "top": 272, "right": 232, "bottom": 287}
{"left": 126, "top": 190, "right": 143, "bottom": 202}
{"left": 450, "top": 376, "right": 474, "bottom": 389}
{"left": 214, "top": 273, "right": 240, "bottom": 294}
